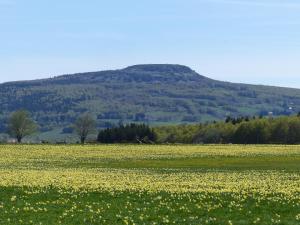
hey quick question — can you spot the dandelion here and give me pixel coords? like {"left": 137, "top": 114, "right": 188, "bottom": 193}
{"left": 10, "top": 196, "right": 17, "bottom": 202}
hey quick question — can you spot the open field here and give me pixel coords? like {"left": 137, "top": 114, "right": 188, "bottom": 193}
{"left": 0, "top": 145, "right": 299, "bottom": 224}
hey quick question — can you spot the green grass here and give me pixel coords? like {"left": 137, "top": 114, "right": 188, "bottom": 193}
{"left": 92, "top": 155, "right": 300, "bottom": 171}
{"left": 0, "top": 144, "right": 299, "bottom": 224}
{"left": 0, "top": 188, "right": 298, "bottom": 225}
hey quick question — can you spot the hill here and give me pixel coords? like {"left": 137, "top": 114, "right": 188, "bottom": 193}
{"left": 0, "top": 64, "right": 300, "bottom": 135}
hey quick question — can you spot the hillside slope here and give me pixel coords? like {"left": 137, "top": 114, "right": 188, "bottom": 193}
{"left": 0, "top": 64, "right": 299, "bottom": 133}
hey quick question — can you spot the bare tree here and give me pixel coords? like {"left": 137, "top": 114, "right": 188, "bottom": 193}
{"left": 74, "top": 114, "right": 96, "bottom": 144}
{"left": 8, "top": 110, "right": 37, "bottom": 143}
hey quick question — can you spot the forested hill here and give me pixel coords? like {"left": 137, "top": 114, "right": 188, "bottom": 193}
{"left": 1, "top": 64, "right": 300, "bottom": 133}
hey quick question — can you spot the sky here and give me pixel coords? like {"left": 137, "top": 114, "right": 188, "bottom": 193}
{"left": 1, "top": 0, "right": 300, "bottom": 87}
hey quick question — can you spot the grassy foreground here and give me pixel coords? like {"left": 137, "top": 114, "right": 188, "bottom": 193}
{"left": 0, "top": 145, "right": 299, "bottom": 224}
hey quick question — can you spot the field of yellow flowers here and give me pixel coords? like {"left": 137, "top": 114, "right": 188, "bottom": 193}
{"left": 0, "top": 144, "right": 299, "bottom": 224}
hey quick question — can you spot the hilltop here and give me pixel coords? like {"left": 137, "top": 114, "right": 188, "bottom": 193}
{"left": 0, "top": 64, "right": 300, "bottom": 135}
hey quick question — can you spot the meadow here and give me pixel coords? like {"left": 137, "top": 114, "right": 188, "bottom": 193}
{"left": 0, "top": 145, "right": 299, "bottom": 224}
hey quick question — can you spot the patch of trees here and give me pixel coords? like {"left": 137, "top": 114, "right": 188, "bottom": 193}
{"left": 225, "top": 116, "right": 251, "bottom": 124}
{"left": 155, "top": 115, "right": 300, "bottom": 144}
{"left": 4, "top": 108, "right": 300, "bottom": 145}
{"left": 97, "top": 124, "right": 156, "bottom": 143}
{"left": 2, "top": 109, "right": 156, "bottom": 144}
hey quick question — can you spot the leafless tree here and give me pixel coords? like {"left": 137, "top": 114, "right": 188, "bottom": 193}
{"left": 74, "top": 114, "right": 96, "bottom": 144}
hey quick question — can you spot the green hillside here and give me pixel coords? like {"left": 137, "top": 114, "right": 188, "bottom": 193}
{"left": 0, "top": 64, "right": 299, "bottom": 134}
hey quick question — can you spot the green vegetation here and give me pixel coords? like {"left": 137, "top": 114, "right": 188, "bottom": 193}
{"left": 97, "top": 123, "right": 156, "bottom": 143}
{"left": 1, "top": 188, "right": 299, "bottom": 225}
{"left": 1, "top": 64, "right": 300, "bottom": 138}
{"left": 2, "top": 109, "right": 300, "bottom": 144}
{"left": 0, "top": 145, "right": 299, "bottom": 224}
{"left": 8, "top": 110, "right": 37, "bottom": 143}
{"left": 155, "top": 115, "right": 300, "bottom": 144}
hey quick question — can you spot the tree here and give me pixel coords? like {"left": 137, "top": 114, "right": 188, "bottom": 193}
{"left": 74, "top": 114, "right": 96, "bottom": 144}
{"left": 233, "top": 122, "right": 252, "bottom": 144}
{"left": 270, "top": 117, "right": 289, "bottom": 144}
{"left": 8, "top": 110, "right": 37, "bottom": 143}
{"left": 251, "top": 119, "right": 271, "bottom": 144}
{"left": 287, "top": 117, "right": 300, "bottom": 144}
{"left": 202, "top": 128, "right": 222, "bottom": 143}
{"left": 233, "top": 119, "right": 270, "bottom": 144}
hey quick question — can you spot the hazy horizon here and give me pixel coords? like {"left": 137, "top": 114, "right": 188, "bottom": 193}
{"left": 1, "top": 0, "right": 300, "bottom": 88}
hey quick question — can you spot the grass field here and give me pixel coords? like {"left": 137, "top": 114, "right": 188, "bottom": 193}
{"left": 0, "top": 145, "right": 299, "bottom": 224}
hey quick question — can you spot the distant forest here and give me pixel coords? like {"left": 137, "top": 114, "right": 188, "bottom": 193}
{"left": 1, "top": 64, "right": 300, "bottom": 136}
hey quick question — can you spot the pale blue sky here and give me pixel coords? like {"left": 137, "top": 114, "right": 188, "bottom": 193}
{"left": 1, "top": 0, "right": 300, "bottom": 87}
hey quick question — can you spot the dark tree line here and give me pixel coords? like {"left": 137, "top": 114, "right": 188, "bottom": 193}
{"left": 97, "top": 124, "right": 156, "bottom": 143}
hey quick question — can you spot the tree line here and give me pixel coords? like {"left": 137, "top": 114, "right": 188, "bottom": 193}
{"left": 4, "top": 109, "right": 300, "bottom": 145}
{"left": 98, "top": 124, "right": 156, "bottom": 144}
{"left": 3, "top": 110, "right": 156, "bottom": 144}
{"left": 155, "top": 114, "right": 300, "bottom": 144}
